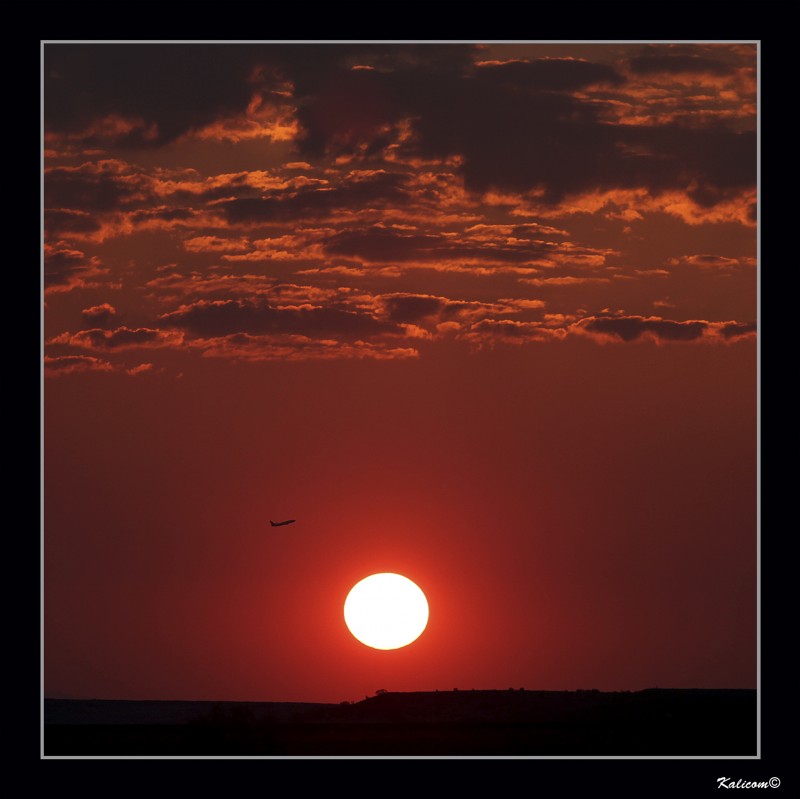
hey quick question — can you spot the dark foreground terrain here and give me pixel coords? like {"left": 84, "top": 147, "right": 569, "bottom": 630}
{"left": 44, "top": 688, "right": 756, "bottom": 756}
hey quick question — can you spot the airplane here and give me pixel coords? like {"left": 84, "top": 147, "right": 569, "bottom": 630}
{"left": 270, "top": 519, "right": 296, "bottom": 527}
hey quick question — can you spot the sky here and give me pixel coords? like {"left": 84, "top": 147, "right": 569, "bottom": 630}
{"left": 43, "top": 42, "right": 757, "bottom": 704}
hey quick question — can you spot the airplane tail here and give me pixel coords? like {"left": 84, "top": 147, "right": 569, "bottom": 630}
{"left": 269, "top": 520, "right": 276, "bottom": 527}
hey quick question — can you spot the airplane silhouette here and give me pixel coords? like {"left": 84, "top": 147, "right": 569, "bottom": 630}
{"left": 270, "top": 519, "right": 296, "bottom": 527}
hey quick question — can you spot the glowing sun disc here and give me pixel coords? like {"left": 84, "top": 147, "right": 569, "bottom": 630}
{"left": 344, "top": 573, "right": 429, "bottom": 650}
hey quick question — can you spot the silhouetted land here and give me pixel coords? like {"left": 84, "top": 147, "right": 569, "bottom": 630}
{"left": 44, "top": 688, "right": 756, "bottom": 756}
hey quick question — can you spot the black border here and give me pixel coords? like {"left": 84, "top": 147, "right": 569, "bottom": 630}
{"left": 5, "top": 2, "right": 798, "bottom": 796}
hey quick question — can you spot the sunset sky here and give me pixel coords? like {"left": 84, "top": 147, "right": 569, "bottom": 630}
{"left": 43, "top": 42, "right": 757, "bottom": 704}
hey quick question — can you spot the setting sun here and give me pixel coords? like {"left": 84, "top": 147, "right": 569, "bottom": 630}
{"left": 344, "top": 573, "right": 429, "bottom": 650}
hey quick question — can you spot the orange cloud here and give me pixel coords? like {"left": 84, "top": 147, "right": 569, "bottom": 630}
{"left": 668, "top": 254, "right": 755, "bottom": 269}
{"left": 189, "top": 92, "right": 299, "bottom": 143}
{"left": 512, "top": 186, "right": 756, "bottom": 228}
{"left": 458, "top": 319, "right": 567, "bottom": 348}
{"left": 44, "top": 355, "right": 155, "bottom": 377}
{"left": 44, "top": 355, "right": 115, "bottom": 376}
{"left": 45, "top": 114, "right": 159, "bottom": 146}
{"left": 182, "top": 236, "right": 252, "bottom": 253}
{"left": 193, "top": 334, "right": 419, "bottom": 362}
{"left": 49, "top": 327, "right": 185, "bottom": 351}
{"left": 520, "top": 276, "right": 611, "bottom": 286}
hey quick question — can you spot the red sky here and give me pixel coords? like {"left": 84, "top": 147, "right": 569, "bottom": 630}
{"left": 43, "top": 42, "right": 757, "bottom": 703}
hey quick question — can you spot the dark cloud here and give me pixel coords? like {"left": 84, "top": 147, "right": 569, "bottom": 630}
{"left": 45, "top": 44, "right": 756, "bottom": 211}
{"left": 627, "top": 54, "right": 736, "bottom": 77}
{"left": 44, "top": 43, "right": 478, "bottom": 148}
{"left": 579, "top": 315, "right": 708, "bottom": 342}
{"left": 292, "top": 53, "right": 755, "bottom": 205}
{"left": 129, "top": 207, "right": 199, "bottom": 223}
{"left": 44, "top": 44, "right": 271, "bottom": 146}
{"left": 217, "top": 171, "right": 411, "bottom": 224}
{"left": 477, "top": 58, "right": 625, "bottom": 91}
{"left": 45, "top": 209, "right": 101, "bottom": 237}
{"left": 167, "top": 184, "right": 262, "bottom": 206}
{"left": 293, "top": 68, "right": 404, "bottom": 158}
{"left": 323, "top": 227, "right": 563, "bottom": 264}
{"left": 324, "top": 228, "right": 443, "bottom": 261}
{"left": 160, "top": 299, "right": 401, "bottom": 338}
{"left": 382, "top": 294, "right": 446, "bottom": 323}
{"left": 449, "top": 111, "right": 755, "bottom": 202}
{"left": 44, "top": 245, "right": 100, "bottom": 290}
{"left": 718, "top": 322, "right": 757, "bottom": 339}
{"left": 286, "top": 44, "right": 478, "bottom": 157}
{"left": 45, "top": 165, "right": 147, "bottom": 211}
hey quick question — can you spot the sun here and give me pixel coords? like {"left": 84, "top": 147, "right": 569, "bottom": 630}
{"left": 344, "top": 573, "right": 429, "bottom": 650}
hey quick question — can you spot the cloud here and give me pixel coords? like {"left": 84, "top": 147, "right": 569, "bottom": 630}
{"left": 159, "top": 298, "right": 401, "bottom": 338}
{"left": 182, "top": 236, "right": 252, "bottom": 253}
{"left": 324, "top": 227, "right": 442, "bottom": 261}
{"left": 520, "top": 276, "right": 612, "bottom": 286}
{"left": 321, "top": 226, "right": 611, "bottom": 271}
{"left": 634, "top": 269, "right": 670, "bottom": 277}
{"left": 44, "top": 244, "right": 106, "bottom": 292}
{"left": 511, "top": 186, "right": 756, "bottom": 227}
{"left": 144, "top": 274, "right": 387, "bottom": 316}
{"left": 44, "top": 44, "right": 281, "bottom": 147}
{"left": 189, "top": 93, "right": 299, "bottom": 143}
{"left": 45, "top": 44, "right": 755, "bottom": 225}
{"left": 44, "top": 355, "right": 115, "bottom": 376}
{"left": 43, "top": 43, "right": 482, "bottom": 151}
{"left": 126, "top": 363, "right": 155, "bottom": 375}
{"left": 296, "top": 265, "right": 403, "bottom": 279}
{"left": 216, "top": 170, "right": 412, "bottom": 224}
{"left": 45, "top": 160, "right": 151, "bottom": 211}
{"left": 49, "top": 326, "right": 184, "bottom": 350}
{"left": 476, "top": 58, "right": 625, "bottom": 91}
{"left": 573, "top": 315, "right": 709, "bottom": 342}
{"left": 464, "top": 222, "right": 570, "bottom": 238}
{"left": 378, "top": 293, "right": 545, "bottom": 326}
{"left": 44, "top": 209, "right": 102, "bottom": 238}
{"left": 381, "top": 294, "right": 446, "bottom": 323}
{"left": 458, "top": 315, "right": 756, "bottom": 348}
{"left": 144, "top": 272, "right": 279, "bottom": 301}
{"left": 715, "top": 321, "right": 757, "bottom": 340}
{"left": 41, "top": 44, "right": 757, "bottom": 372}
{"left": 297, "top": 59, "right": 754, "bottom": 209}
{"left": 44, "top": 160, "right": 297, "bottom": 220}
{"left": 220, "top": 232, "right": 327, "bottom": 263}
{"left": 192, "top": 333, "right": 419, "bottom": 362}
{"left": 148, "top": 286, "right": 548, "bottom": 350}
{"left": 668, "top": 254, "right": 755, "bottom": 269}
{"left": 458, "top": 319, "right": 565, "bottom": 347}
{"left": 81, "top": 303, "right": 117, "bottom": 326}
{"left": 44, "top": 355, "right": 154, "bottom": 377}
{"left": 627, "top": 54, "right": 736, "bottom": 77}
